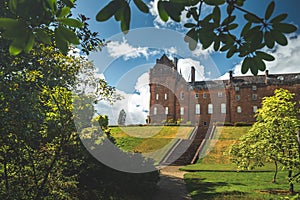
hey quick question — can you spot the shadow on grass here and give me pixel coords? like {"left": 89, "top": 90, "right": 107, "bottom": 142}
{"left": 185, "top": 178, "right": 247, "bottom": 199}
{"left": 153, "top": 174, "right": 192, "bottom": 200}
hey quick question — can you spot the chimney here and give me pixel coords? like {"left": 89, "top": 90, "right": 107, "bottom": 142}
{"left": 174, "top": 57, "right": 178, "bottom": 71}
{"left": 191, "top": 66, "right": 195, "bottom": 83}
{"left": 265, "top": 70, "right": 269, "bottom": 84}
{"left": 229, "top": 70, "right": 233, "bottom": 84}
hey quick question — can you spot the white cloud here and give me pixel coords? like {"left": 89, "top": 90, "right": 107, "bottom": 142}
{"left": 219, "top": 34, "right": 300, "bottom": 79}
{"left": 177, "top": 58, "right": 205, "bottom": 82}
{"left": 106, "top": 37, "right": 158, "bottom": 60}
{"left": 192, "top": 43, "right": 215, "bottom": 58}
{"left": 96, "top": 73, "right": 150, "bottom": 125}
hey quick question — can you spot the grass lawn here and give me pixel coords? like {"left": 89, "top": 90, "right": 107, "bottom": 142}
{"left": 185, "top": 171, "right": 299, "bottom": 200}
{"left": 109, "top": 126, "right": 194, "bottom": 164}
{"left": 181, "top": 126, "right": 300, "bottom": 199}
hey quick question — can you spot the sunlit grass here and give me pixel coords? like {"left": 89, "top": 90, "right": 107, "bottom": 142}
{"left": 181, "top": 126, "right": 299, "bottom": 199}
{"left": 109, "top": 126, "right": 194, "bottom": 164}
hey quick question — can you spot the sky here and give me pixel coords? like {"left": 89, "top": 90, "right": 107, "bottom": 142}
{"left": 73, "top": 0, "right": 300, "bottom": 125}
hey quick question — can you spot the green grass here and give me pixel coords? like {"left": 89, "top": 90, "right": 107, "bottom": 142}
{"left": 184, "top": 171, "right": 299, "bottom": 200}
{"left": 109, "top": 126, "right": 194, "bottom": 164}
{"left": 181, "top": 126, "right": 300, "bottom": 199}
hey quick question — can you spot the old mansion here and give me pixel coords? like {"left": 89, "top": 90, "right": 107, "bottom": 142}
{"left": 148, "top": 55, "right": 300, "bottom": 126}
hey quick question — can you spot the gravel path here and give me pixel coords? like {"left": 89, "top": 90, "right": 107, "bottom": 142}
{"left": 152, "top": 166, "right": 192, "bottom": 200}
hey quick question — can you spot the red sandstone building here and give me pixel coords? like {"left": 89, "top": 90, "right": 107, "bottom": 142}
{"left": 148, "top": 55, "right": 300, "bottom": 126}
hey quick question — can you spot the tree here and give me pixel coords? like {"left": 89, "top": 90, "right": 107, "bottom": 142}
{"left": 96, "top": 0, "right": 297, "bottom": 75}
{"left": 0, "top": 0, "right": 297, "bottom": 75}
{"left": 0, "top": 0, "right": 102, "bottom": 55}
{"left": 118, "top": 109, "right": 126, "bottom": 126}
{"left": 229, "top": 89, "right": 300, "bottom": 194}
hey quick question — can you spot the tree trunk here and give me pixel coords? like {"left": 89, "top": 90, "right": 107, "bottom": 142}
{"left": 272, "top": 161, "right": 278, "bottom": 183}
{"left": 288, "top": 170, "right": 294, "bottom": 194}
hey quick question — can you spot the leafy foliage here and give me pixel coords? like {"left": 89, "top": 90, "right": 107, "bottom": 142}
{"left": 229, "top": 89, "right": 300, "bottom": 193}
{"left": 0, "top": 0, "right": 103, "bottom": 55}
{"left": 97, "top": 0, "right": 297, "bottom": 75}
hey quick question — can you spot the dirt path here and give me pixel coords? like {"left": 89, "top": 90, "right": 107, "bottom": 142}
{"left": 152, "top": 166, "right": 192, "bottom": 200}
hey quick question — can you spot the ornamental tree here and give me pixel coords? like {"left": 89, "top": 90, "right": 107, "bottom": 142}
{"left": 229, "top": 88, "right": 300, "bottom": 193}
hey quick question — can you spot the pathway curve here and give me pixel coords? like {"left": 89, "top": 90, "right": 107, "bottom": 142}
{"left": 152, "top": 166, "right": 192, "bottom": 200}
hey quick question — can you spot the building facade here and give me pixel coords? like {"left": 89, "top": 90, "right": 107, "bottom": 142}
{"left": 148, "top": 55, "right": 300, "bottom": 126}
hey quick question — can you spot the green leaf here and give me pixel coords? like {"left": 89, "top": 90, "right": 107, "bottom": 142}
{"left": 204, "top": 0, "right": 225, "bottom": 6}
{"left": 270, "top": 13, "right": 287, "bottom": 23}
{"left": 213, "top": 37, "right": 220, "bottom": 51}
{"left": 24, "top": 33, "right": 35, "bottom": 53}
{"left": 227, "top": 23, "right": 238, "bottom": 30}
{"left": 184, "top": 28, "right": 198, "bottom": 50}
{"left": 265, "top": 1, "right": 275, "bottom": 20}
{"left": 199, "top": 29, "right": 215, "bottom": 49}
{"left": 184, "top": 23, "right": 196, "bottom": 28}
{"left": 9, "top": 44, "right": 22, "bottom": 55}
{"left": 241, "top": 57, "right": 251, "bottom": 74}
{"left": 35, "top": 29, "right": 51, "bottom": 44}
{"left": 241, "top": 22, "right": 252, "bottom": 37}
{"left": 272, "top": 30, "right": 287, "bottom": 46}
{"left": 59, "top": 18, "right": 83, "bottom": 28}
{"left": 273, "top": 23, "right": 297, "bottom": 34}
{"left": 220, "top": 44, "right": 231, "bottom": 52}
{"left": 163, "top": 2, "right": 184, "bottom": 22}
{"left": 158, "top": 1, "right": 169, "bottom": 22}
{"left": 8, "top": 0, "right": 18, "bottom": 13}
{"left": 249, "top": 58, "right": 258, "bottom": 75}
{"left": 212, "top": 6, "right": 220, "bottom": 24}
{"left": 57, "top": 7, "right": 70, "bottom": 18}
{"left": 254, "top": 56, "right": 266, "bottom": 71}
{"left": 55, "top": 28, "right": 68, "bottom": 54}
{"left": 62, "top": 0, "right": 74, "bottom": 7}
{"left": 0, "top": 18, "right": 19, "bottom": 29}
{"left": 264, "top": 31, "right": 275, "bottom": 48}
{"left": 58, "top": 26, "right": 80, "bottom": 45}
{"left": 133, "top": 0, "right": 149, "bottom": 13}
{"left": 96, "top": 1, "right": 119, "bottom": 22}
{"left": 256, "top": 51, "right": 275, "bottom": 61}
{"left": 45, "top": 0, "right": 56, "bottom": 11}
{"left": 120, "top": 2, "right": 131, "bottom": 33}
{"left": 226, "top": 45, "right": 237, "bottom": 58}
{"left": 244, "top": 13, "right": 261, "bottom": 23}
{"left": 221, "top": 15, "right": 236, "bottom": 26}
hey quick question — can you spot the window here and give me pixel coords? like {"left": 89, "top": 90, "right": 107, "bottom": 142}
{"left": 235, "top": 95, "right": 240, "bottom": 101}
{"left": 195, "top": 104, "right": 200, "bottom": 115}
{"left": 164, "top": 93, "right": 168, "bottom": 100}
{"left": 195, "top": 93, "right": 199, "bottom": 99}
{"left": 235, "top": 86, "right": 240, "bottom": 92}
{"left": 180, "top": 91, "right": 184, "bottom": 100}
{"left": 253, "top": 106, "right": 258, "bottom": 113}
{"left": 203, "top": 93, "right": 207, "bottom": 99}
{"left": 221, "top": 103, "right": 226, "bottom": 114}
{"left": 180, "top": 107, "right": 184, "bottom": 115}
{"left": 237, "top": 106, "right": 242, "bottom": 113}
{"left": 252, "top": 94, "right": 257, "bottom": 100}
{"left": 218, "top": 92, "right": 223, "bottom": 97}
{"left": 156, "top": 94, "right": 159, "bottom": 100}
{"left": 165, "top": 107, "right": 169, "bottom": 115}
{"left": 252, "top": 85, "right": 257, "bottom": 91}
{"left": 203, "top": 121, "right": 207, "bottom": 126}
{"left": 154, "top": 107, "right": 157, "bottom": 115}
{"left": 208, "top": 104, "right": 213, "bottom": 114}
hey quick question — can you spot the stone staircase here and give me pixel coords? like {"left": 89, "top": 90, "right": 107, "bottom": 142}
{"left": 159, "top": 126, "right": 212, "bottom": 166}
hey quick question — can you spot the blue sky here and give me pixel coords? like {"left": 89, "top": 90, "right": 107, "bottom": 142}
{"left": 73, "top": 0, "right": 300, "bottom": 124}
